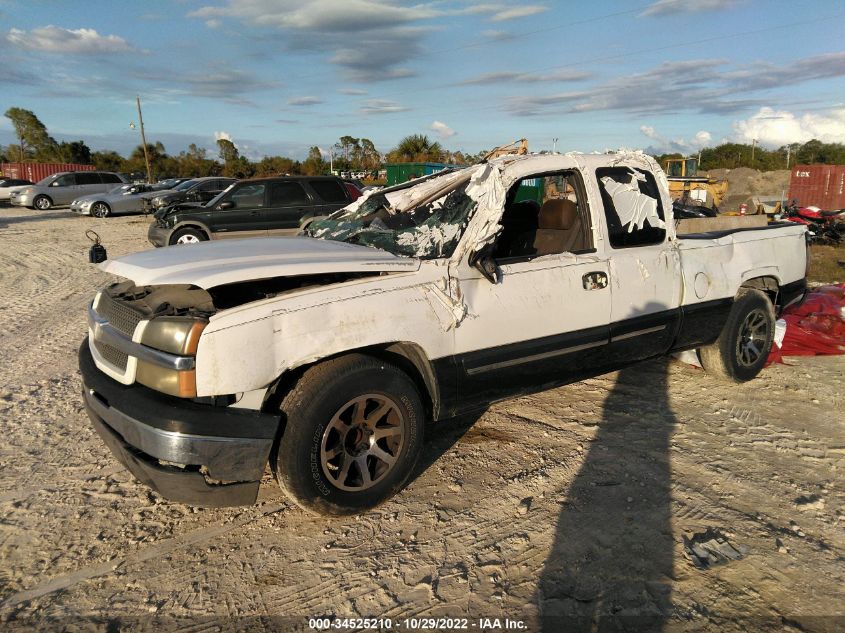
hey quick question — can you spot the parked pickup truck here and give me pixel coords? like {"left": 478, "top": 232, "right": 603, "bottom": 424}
{"left": 80, "top": 153, "right": 807, "bottom": 515}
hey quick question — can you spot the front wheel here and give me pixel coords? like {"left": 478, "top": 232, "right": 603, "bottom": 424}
{"left": 33, "top": 195, "right": 52, "bottom": 211}
{"left": 169, "top": 227, "right": 207, "bottom": 245}
{"left": 272, "top": 354, "right": 425, "bottom": 515}
{"left": 699, "top": 288, "right": 775, "bottom": 382}
{"left": 91, "top": 202, "right": 111, "bottom": 218}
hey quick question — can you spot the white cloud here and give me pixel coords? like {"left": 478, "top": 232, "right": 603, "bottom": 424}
{"left": 359, "top": 99, "right": 410, "bottom": 115}
{"left": 506, "top": 53, "right": 845, "bottom": 117}
{"left": 205, "top": 18, "right": 222, "bottom": 29}
{"left": 6, "top": 25, "right": 135, "bottom": 54}
{"left": 489, "top": 5, "right": 548, "bottom": 21}
{"left": 430, "top": 120, "right": 456, "bottom": 139}
{"left": 694, "top": 130, "right": 712, "bottom": 145}
{"left": 639, "top": 124, "right": 713, "bottom": 154}
{"left": 640, "top": 0, "right": 737, "bottom": 17}
{"left": 732, "top": 107, "right": 845, "bottom": 148}
{"left": 458, "top": 69, "right": 589, "bottom": 86}
{"left": 188, "top": 1, "right": 547, "bottom": 81}
{"left": 288, "top": 96, "right": 323, "bottom": 106}
{"left": 640, "top": 125, "right": 658, "bottom": 139}
{"left": 337, "top": 88, "right": 367, "bottom": 95}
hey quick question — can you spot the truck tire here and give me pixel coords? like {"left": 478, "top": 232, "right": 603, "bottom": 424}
{"left": 699, "top": 288, "right": 775, "bottom": 382}
{"left": 272, "top": 354, "right": 424, "bottom": 516}
{"left": 169, "top": 228, "right": 207, "bottom": 245}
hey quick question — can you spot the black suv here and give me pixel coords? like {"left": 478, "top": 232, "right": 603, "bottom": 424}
{"left": 148, "top": 176, "right": 353, "bottom": 246}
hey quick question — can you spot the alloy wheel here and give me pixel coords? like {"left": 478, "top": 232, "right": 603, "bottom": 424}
{"left": 319, "top": 394, "right": 405, "bottom": 492}
{"left": 736, "top": 308, "right": 769, "bottom": 367}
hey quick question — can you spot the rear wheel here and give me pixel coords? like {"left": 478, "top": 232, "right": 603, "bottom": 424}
{"left": 272, "top": 354, "right": 425, "bottom": 516}
{"left": 699, "top": 288, "right": 775, "bottom": 382}
{"left": 33, "top": 195, "right": 52, "bottom": 211}
{"left": 169, "top": 228, "right": 207, "bottom": 245}
{"left": 91, "top": 202, "right": 111, "bottom": 218}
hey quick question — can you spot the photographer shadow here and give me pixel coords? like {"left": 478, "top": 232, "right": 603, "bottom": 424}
{"left": 537, "top": 357, "right": 677, "bottom": 631}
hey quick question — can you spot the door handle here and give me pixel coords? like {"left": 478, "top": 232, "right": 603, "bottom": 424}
{"left": 249, "top": 210, "right": 260, "bottom": 216}
{"left": 582, "top": 271, "right": 608, "bottom": 290}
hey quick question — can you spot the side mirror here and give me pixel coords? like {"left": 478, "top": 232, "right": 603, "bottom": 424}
{"left": 469, "top": 243, "right": 499, "bottom": 284}
{"left": 217, "top": 201, "right": 234, "bottom": 210}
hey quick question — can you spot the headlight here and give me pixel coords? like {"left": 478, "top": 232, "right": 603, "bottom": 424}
{"left": 141, "top": 317, "right": 206, "bottom": 355}
{"left": 23, "top": 187, "right": 35, "bottom": 194}
{"left": 137, "top": 317, "right": 207, "bottom": 397}
{"left": 80, "top": 200, "right": 93, "bottom": 208}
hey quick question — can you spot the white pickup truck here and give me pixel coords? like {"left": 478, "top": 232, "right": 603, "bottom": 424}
{"left": 80, "top": 153, "right": 807, "bottom": 514}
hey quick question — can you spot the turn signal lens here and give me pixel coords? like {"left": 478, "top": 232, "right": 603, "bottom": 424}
{"left": 136, "top": 362, "right": 197, "bottom": 398}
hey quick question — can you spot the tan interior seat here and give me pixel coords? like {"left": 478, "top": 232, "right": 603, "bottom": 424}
{"left": 533, "top": 199, "right": 584, "bottom": 255}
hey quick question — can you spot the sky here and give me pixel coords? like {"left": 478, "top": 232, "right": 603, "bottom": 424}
{"left": 1, "top": 0, "right": 844, "bottom": 161}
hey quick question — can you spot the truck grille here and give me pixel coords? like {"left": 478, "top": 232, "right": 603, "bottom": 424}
{"left": 94, "top": 340, "right": 128, "bottom": 371}
{"left": 97, "top": 293, "right": 145, "bottom": 337}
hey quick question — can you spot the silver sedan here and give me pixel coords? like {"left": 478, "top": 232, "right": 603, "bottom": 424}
{"left": 70, "top": 184, "right": 165, "bottom": 217}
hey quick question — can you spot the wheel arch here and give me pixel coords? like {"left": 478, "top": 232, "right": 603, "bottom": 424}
{"left": 262, "top": 341, "right": 440, "bottom": 426}
{"left": 170, "top": 221, "right": 211, "bottom": 242}
{"left": 739, "top": 274, "right": 780, "bottom": 306}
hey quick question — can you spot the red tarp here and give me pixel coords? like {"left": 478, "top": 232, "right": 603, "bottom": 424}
{"left": 769, "top": 283, "right": 845, "bottom": 363}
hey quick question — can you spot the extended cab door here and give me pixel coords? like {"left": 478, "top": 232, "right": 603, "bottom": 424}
{"left": 452, "top": 170, "right": 612, "bottom": 411}
{"left": 265, "top": 181, "right": 314, "bottom": 234}
{"left": 593, "top": 167, "right": 682, "bottom": 361}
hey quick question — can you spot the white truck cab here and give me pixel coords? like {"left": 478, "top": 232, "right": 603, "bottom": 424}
{"left": 80, "top": 153, "right": 807, "bottom": 514}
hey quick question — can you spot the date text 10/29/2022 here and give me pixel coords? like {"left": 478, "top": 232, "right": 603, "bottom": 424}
{"left": 308, "top": 617, "right": 527, "bottom": 630}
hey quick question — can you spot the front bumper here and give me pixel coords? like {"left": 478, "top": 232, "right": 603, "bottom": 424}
{"left": 10, "top": 192, "right": 31, "bottom": 207}
{"left": 80, "top": 339, "right": 280, "bottom": 506}
{"left": 147, "top": 222, "right": 172, "bottom": 247}
{"left": 70, "top": 202, "right": 91, "bottom": 215}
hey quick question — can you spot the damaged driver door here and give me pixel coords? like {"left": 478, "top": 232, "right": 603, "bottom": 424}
{"left": 450, "top": 171, "right": 612, "bottom": 411}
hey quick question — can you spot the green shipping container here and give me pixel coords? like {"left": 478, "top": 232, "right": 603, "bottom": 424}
{"left": 513, "top": 177, "right": 544, "bottom": 204}
{"left": 385, "top": 162, "right": 467, "bottom": 186}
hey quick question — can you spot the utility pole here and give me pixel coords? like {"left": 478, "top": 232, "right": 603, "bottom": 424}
{"left": 136, "top": 96, "right": 152, "bottom": 183}
{"left": 750, "top": 138, "right": 757, "bottom": 166}
{"left": 552, "top": 137, "right": 558, "bottom": 153}
{"left": 786, "top": 144, "right": 791, "bottom": 169}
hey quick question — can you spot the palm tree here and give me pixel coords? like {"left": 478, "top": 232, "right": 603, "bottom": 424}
{"left": 390, "top": 134, "right": 443, "bottom": 162}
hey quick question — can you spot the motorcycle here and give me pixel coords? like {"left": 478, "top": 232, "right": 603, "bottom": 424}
{"left": 782, "top": 201, "right": 843, "bottom": 245}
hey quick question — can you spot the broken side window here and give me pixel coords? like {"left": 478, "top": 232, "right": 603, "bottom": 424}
{"left": 494, "top": 170, "right": 593, "bottom": 260}
{"left": 596, "top": 167, "right": 666, "bottom": 248}
{"left": 303, "top": 181, "right": 477, "bottom": 259}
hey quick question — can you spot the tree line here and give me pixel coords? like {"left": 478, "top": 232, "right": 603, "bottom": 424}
{"left": 654, "top": 139, "right": 845, "bottom": 172}
{"left": 1, "top": 107, "right": 483, "bottom": 182}
{"left": 4, "top": 107, "right": 844, "bottom": 182}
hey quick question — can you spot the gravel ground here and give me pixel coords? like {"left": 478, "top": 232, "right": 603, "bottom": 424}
{"left": 0, "top": 206, "right": 843, "bottom": 632}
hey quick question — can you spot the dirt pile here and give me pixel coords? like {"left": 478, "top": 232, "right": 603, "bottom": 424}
{"left": 706, "top": 168, "right": 790, "bottom": 212}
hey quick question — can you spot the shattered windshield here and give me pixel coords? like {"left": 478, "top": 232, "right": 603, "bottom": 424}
{"left": 303, "top": 170, "right": 479, "bottom": 259}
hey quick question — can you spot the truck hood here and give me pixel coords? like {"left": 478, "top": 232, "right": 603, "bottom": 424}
{"left": 99, "top": 236, "right": 421, "bottom": 288}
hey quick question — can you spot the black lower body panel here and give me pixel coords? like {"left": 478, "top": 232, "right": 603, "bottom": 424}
{"left": 80, "top": 339, "right": 280, "bottom": 507}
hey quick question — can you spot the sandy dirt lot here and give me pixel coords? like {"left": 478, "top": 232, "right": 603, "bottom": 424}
{"left": 0, "top": 206, "right": 843, "bottom": 631}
